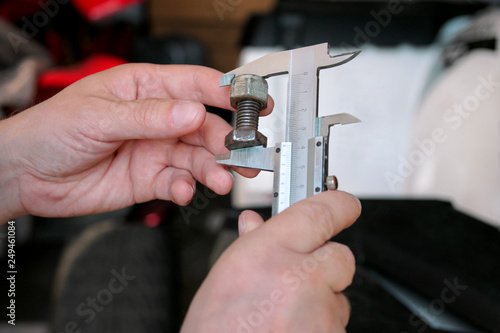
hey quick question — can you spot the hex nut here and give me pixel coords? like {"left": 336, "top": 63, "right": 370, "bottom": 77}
{"left": 225, "top": 129, "right": 268, "bottom": 150}
{"left": 230, "top": 74, "right": 268, "bottom": 110}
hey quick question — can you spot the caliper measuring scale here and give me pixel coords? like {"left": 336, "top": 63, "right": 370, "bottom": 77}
{"left": 216, "top": 43, "right": 361, "bottom": 216}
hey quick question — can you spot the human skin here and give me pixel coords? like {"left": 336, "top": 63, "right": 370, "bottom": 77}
{"left": 0, "top": 64, "right": 272, "bottom": 221}
{"left": 181, "top": 190, "right": 361, "bottom": 332}
{"left": 0, "top": 63, "right": 360, "bottom": 332}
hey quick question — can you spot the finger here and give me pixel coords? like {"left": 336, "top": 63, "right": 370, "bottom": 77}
{"left": 167, "top": 142, "right": 234, "bottom": 195}
{"left": 96, "top": 99, "right": 260, "bottom": 179}
{"left": 180, "top": 112, "right": 261, "bottom": 178}
{"left": 315, "top": 242, "right": 356, "bottom": 292}
{"left": 314, "top": 293, "right": 350, "bottom": 333}
{"left": 264, "top": 191, "right": 361, "bottom": 253}
{"left": 238, "top": 210, "right": 265, "bottom": 236}
{"left": 94, "top": 64, "right": 274, "bottom": 115}
{"left": 170, "top": 177, "right": 196, "bottom": 206}
{"left": 336, "top": 293, "right": 352, "bottom": 328}
{"left": 81, "top": 97, "right": 206, "bottom": 142}
{"left": 154, "top": 167, "right": 196, "bottom": 205}
{"left": 231, "top": 167, "right": 260, "bottom": 178}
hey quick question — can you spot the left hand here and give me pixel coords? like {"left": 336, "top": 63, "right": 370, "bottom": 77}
{"left": 181, "top": 190, "right": 361, "bottom": 332}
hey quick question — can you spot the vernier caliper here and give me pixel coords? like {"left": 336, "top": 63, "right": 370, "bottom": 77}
{"left": 215, "top": 43, "right": 360, "bottom": 216}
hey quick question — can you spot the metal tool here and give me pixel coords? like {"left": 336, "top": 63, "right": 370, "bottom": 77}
{"left": 224, "top": 74, "right": 268, "bottom": 150}
{"left": 216, "top": 43, "right": 361, "bottom": 215}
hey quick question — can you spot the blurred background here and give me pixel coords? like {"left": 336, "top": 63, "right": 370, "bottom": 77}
{"left": 0, "top": 0, "right": 500, "bottom": 332}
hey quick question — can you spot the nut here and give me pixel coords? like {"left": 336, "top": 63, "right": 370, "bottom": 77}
{"left": 230, "top": 74, "right": 268, "bottom": 110}
{"left": 225, "top": 129, "right": 268, "bottom": 150}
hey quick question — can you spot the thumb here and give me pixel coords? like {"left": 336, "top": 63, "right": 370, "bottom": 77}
{"left": 96, "top": 99, "right": 206, "bottom": 141}
{"left": 238, "top": 210, "right": 265, "bottom": 236}
{"left": 264, "top": 191, "right": 361, "bottom": 253}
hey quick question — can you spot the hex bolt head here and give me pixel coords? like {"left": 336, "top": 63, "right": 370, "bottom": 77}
{"left": 230, "top": 74, "right": 268, "bottom": 110}
{"left": 225, "top": 129, "right": 268, "bottom": 150}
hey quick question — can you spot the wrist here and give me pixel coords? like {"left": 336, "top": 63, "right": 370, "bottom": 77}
{"left": 0, "top": 117, "right": 27, "bottom": 223}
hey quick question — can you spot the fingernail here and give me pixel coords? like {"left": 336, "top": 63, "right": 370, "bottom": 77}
{"left": 190, "top": 183, "right": 196, "bottom": 198}
{"left": 352, "top": 195, "right": 362, "bottom": 212}
{"left": 238, "top": 213, "right": 246, "bottom": 235}
{"left": 226, "top": 170, "right": 234, "bottom": 183}
{"left": 172, "top": 101, "right": 201, "bottom": 128}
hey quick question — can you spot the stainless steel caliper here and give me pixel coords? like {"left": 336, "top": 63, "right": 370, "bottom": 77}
{"left": 216, "top": 43, "right": 360, "bottom": 216}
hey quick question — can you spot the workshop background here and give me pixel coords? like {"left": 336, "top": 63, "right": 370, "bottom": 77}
{"left": 1, "top": 0, "right": 500, "bottom": 332}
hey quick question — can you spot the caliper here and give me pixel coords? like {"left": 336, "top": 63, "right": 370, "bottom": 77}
{"left": 216, "top": 43, "right": 360, "bottom": 216}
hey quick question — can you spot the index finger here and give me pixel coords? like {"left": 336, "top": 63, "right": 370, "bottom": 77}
{"left": 93, "top": 64, "right": 274, "bottom": 115}
{"left": 265, "top": 191, "right": 361, "bottom": 253}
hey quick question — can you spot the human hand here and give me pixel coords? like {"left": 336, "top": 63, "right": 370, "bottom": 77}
{"left": 0, "top": 64, "right": 272, "bottom": 221}
{"left": 181, "top": 190, "right": 361, "bottom": 333}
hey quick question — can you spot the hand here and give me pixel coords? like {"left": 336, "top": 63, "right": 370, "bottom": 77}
{"left": 181, "top": 190, "right": 361, "bottom": 333}
{"left": 0, "top": 64, "right": 272, "bottom": 221}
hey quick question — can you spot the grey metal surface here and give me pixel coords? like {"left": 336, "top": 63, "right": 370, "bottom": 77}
{"left": 217, "top": 44, "right": 360, "bottom": 214}
{"left": 216, "top": 146, "right": 275, "bottom": 172}
{"left": 326, "top": 175, "right": 338, "bottom": 191}
{"left": 219, "top": 44, "right": 360, "bottom": 83}
{"left": 225, "top": 74, "right": 269, "bottom": 150}
{"left": 224, "top": 128, "right": 268, "bottom": 150}
{"left": 317, "top": 113, "right": 361, "bottom": 137}
{"left": 307, "top": 136, "right": 325, "bottom": 197}
{"left": 229, "top": 74, "right": 268, "bottom": 110}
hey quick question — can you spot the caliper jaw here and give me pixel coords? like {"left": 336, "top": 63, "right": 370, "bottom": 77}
{"left": 219, "top": 46, "right": 360, "bottom": 85}
{"left": 216, "top": 146, "right": 275, "bottom": 172}
{"left": 216, "top": 43, "right": 361, "bottom": 215}
{"left": 308, "top": 113, "right": 361, "bottom": 197}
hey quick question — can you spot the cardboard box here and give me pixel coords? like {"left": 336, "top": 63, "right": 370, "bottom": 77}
{"left": 149, "top": 0, "right": 276, "bottom": 71}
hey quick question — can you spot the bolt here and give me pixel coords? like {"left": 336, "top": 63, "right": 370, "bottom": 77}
{"left": 225, "top": 74, "right": 268, "bottom": 150}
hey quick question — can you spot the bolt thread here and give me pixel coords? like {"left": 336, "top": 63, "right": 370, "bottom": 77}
{"left": 235, "top": 99, "right": 261, "bottom": 130}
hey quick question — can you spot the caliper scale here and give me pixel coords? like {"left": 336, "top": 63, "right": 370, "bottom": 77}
{"left": 216, "top": 43, "right": 360, "bottom": 215}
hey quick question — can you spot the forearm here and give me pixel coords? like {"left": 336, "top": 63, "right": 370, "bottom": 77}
{"left": 0, "top": 117, "right": 26, "bottom": 224}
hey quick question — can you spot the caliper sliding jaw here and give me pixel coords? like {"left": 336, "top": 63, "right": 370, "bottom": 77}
{"left": 216, "top": 43, "right": 360, "bottom": 216}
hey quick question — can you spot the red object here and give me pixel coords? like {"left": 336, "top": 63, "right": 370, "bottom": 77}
{"left": 37, "top": 54, "right": 127, "bottom": 101}
{"left": 0, "top": 0, "right": 43, "bottom": 22}
{"left": 72, "top": 0, "right": 145, "bottom": 21}
{"left": 144, "top": 212, "right": 162, "bottom": 228}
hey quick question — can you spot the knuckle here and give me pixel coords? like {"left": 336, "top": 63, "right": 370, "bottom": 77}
{"left": 132, "top": 99, "right": 159, "bottom": 129}
{"left": 302, "top": 200, "right": 337, "bottom": 242}
{"left": 336, "top": 243, "right": 356, "bottom": 276}
{"left": 75, "top": 97, "right": 108, "bottom": 140}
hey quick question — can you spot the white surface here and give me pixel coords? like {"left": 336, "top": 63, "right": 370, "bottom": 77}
{"left": 232, "top": 45, "right": 440, "bottom": 208}
{"left": 231, "top": 12, "right": 500, "bottom": 227}
{"left": 404, "top": 9, "right": 500, "bottom": 226}
{"left": 406, "top": 49, "right": 500, "bottom": 226}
